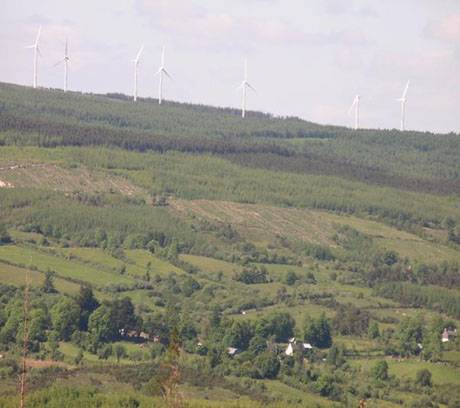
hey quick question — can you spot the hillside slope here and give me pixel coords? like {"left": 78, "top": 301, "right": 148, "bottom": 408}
{"left": 0, "top": 83, "right": 459, "bottom": 408}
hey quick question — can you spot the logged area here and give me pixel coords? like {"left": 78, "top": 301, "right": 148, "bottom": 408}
{"left": 0, "top": 83, "right": 459, "bottom": 408}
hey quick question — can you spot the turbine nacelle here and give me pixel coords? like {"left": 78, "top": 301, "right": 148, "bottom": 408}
{"left": 348, "top": 94, "right": 361, "bottom": 130}
{"left": 156, "top": 46, "right": 172, "bottom": 104}
{"left": 27, "top": 26, "right": 42, "bottom": 88}
{"left": 238, "top": 59, "right": 256, "bottom": 118}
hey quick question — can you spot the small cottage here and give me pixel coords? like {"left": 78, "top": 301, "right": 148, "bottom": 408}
{"left": 442, "top": 328, "right": 457, "bottom": 343}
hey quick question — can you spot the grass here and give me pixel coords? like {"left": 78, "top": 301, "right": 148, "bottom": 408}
{"left": 232, "top": 302, "right": 334, "bottom": 327}
{"left": 371, "top": 307, "right": 460, "bottom": 326}
{"left": 334, "top": 336, "right": 382, "bottom": 353}
{"left": 0, "top": 261, "right": 80, "bottom": 294}
{"left": 55, "top": 247, "right": 145, "bottom": 276}
{"left": 0, "top": 244, "right": 134, "bottom": 287}
{"left": 180, "top": 254, "right": 241, "bottom": 276}
{"left": 125, "top": 249, "right": 183, "bottom": 275}
{"left": 59, "top": 341, "right": 148, "bottom": 365}
{"left": 443, "top": 350, "right": 460, "bottom": 365}
{"left": 353, "top": 357, "right": 460, "bottom": 385}
{"left": 260, "top": 379, "right": 336, "bottom": 407}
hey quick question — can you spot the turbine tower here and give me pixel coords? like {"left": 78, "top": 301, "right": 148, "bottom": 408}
{"left": 132, "top": 44, "right": 144, "bottom": 102}
{"left": 54, "top": 38, "right": 70, "bottom": 92}
{"left": 155, "top": 46, "right": 172, "bottom": 104}
{"left": 348, "top": 94, "right": 361, "bottom": 130}
{"left": 26, "top": 26, "right": 42, "bottom": 89}
{"left": 237, "top": 59, "right": 256, "bottom": 118}
{"left": 397, "top": 80, "right": 410, "bottom": 131}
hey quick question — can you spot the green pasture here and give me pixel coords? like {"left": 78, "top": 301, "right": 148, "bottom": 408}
{"left": 0, "top": 245, "right": 133, "bottom": 287}
{"left": 0, "top": 261, "right": 80, "bottom": 294}
{"left": 353, "top": 358, "right": 460, "bottom": 385}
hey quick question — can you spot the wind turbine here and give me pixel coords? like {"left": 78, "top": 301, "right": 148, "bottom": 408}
{"left": 397, "top": 80, "right": 410, "bottom": 131}
{"left": 54, "top": 38, "right": 70, "bottom": 92}
{"left": 132, "top": 44, "right": 144, "bottom": 102}
{"left": 348, "top": 94, "right": 361, "bottom": 130}
{"left": 26, "top": 26, "right": 42, "bottom": 89}
{"left": 155, "top": 46, "right": 172, "bottom": 104}
{"left": 237, "top": 59, "right": 256, "bottom": 118}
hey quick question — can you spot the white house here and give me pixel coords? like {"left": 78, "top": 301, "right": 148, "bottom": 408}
{"left": 285, "top": 339, "right": 313, "bottom": 355}
{"left": 442, "top": 328, "right": 457, "bottom": 343}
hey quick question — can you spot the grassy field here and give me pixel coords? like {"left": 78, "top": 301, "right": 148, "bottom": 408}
{"left": 0, "top": 261, "right": 80, "bottom": 294}
{"left": 0, "top": 244, "right": 133, "bottom": 287}
{"left": 261, "top": 379, "right": 336, "bottom": 407}
{"left": 55, "top": 247, "right": 145, "bottom": 276}
{"left": 180, "top": 254, "right": 242, "bottom": 276}
{"left": 59, "top": 341, "right": 148, "bottom": 365}
{"left": 125, "top": 249, "right": 183, "bottom": 275}
{"left": 353, "top": 357, "right": 460, "bottom": 386}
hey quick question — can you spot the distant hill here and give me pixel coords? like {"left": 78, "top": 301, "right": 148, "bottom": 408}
{"left": 0, "top": 82, "right": 459, "bottom": 196}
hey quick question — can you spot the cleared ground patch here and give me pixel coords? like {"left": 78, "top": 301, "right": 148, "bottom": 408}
{"left": 170, "top": 199, "right": 460, "bottom": 264}
{"left": 0, "top": 163, "right": 143, "bottom": 196}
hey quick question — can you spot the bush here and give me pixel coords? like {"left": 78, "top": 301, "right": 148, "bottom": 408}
{"left": 372, "top": 360, "right": 389, "bottom": 381}
{"left": 284, "top": 270, "right": 298, "bottom": 286}
{"left": 415, "top": 369, "right": 432, "bottom": 387}
{"left": 234, "top": 265, "right": 269, "bottom": 284}
{"left": 254, "top": 352, "right": 280, "bottom": 379}
{"left": 0, "top": 224, "right": 11, "bottom": 245}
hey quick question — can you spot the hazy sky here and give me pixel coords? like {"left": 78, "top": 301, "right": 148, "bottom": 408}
{"left": 1, "top": 0, "right": 459, "bottom": 133}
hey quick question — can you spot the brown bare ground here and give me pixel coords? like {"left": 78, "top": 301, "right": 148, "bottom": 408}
{"left": 169, "top": 198, "right": 337, "bottom": 245}
{"left": 0, "top": 163, "right": 144, "bottom": 196}
{"left": 25, "top": 358, "right": 71, "bottom": 369}
{"left": 169, "top": 199, "right": 460, "bottom": 264}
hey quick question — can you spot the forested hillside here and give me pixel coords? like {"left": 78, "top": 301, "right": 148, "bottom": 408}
{"left": 0, "top": 83, "right": 459, "bottom": 408}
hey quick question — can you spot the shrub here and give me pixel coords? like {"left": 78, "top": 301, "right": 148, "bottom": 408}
{"left": 415, "top": 369, "right": 432, "bottom": 387}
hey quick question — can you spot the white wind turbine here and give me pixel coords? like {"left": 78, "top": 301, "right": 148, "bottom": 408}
{"left": 155, "top": 46, "right": 172, "bottom": 104}
{"left": 26, "top": 26, "right": 42, "bottom": 89}
{"left": 348, "top": 94, "right": 361, "bottom": 130}
{"left": 397, "top": 80, "right": 410, "bottom": 131}
{"left": 132, "top": 44, "right": 144, "bottom": 102}
{"left": 54, "top": 38, "right": 70, "bottom": 92}
{"left": 237, "top": 59, "right": 256, "bottom": 118}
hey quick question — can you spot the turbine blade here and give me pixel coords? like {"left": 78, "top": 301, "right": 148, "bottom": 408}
{"left": 347, "top": 104, "right": 354, "bottom": 116}
{"left": 348, "top": 96, "right": 358, "bottom": 115}
{"left": 402, "top": 80, "right": 410, "bottom": 99}
{"left": 37, "top": 47, "right": 43, "bottom": 57}
{"left": 244, "top": 58, "right": 248, "bottom": 80}
{"left": 135, "top": 44, "right": 144, "bottom": 61}
{"left": 163, "top": 68, "right": 173, "bottom": 80}
{"left": 246, "top": 82, "right": 256, "bottom": 93}
{"left": 53, "top": 59, "right": 65, "bottom": 67}
{"left": 161, "top": 46, "right": 165, "bottom": 66}
{"left": 35, "top": 26, "right": 42, "bottom": 46}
